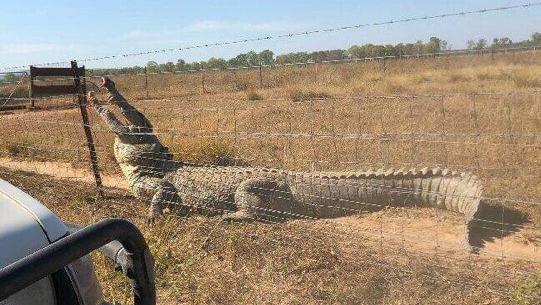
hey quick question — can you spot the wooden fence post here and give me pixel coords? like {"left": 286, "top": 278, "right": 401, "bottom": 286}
{"left": 71, "top": 61, "right": 103, "bottom": 197}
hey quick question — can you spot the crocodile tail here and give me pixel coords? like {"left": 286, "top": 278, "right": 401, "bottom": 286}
{"left": 289, "top": 167, "right": 483, "bottom": 251}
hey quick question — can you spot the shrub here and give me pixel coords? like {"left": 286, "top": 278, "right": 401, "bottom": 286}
{"left": 176, "top": 139, "right": 240, "bottom": 166}
{"left": 5, "top": 143, "right": 23, "bottom": 156}
{"left": 447, "top": 73, "right": 471, "bottom": 83}
{"left": 233, "top": 80, "right": 250, "bottom": 91}
{"left": 475, "top": 72, "right": 491, "bottom": 81}
{"left": 512, "top": 72, "right": 541, "bottom": 88}
{"left": 246, "top": 90, "right": 263, "bottom": 101}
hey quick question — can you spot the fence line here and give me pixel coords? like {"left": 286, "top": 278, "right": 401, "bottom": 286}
{"left": 0, "top": 138, "right": 538, "bottom": 249}
{"left": 2, "top": 128, "right": 541, "bottom": 211}
{"left": 2, "top": 98, "right": 540, "bottom": 302}
{"left": 3, "top": 87, "right": 541, "bottom": 106}
{"left": 87, "top": 44, "right": 541, "bottom": 79}
{"left": 1, "top": 44, "right": 540, "bottom": 86}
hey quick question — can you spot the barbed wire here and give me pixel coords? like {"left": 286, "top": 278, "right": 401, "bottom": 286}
{"left": 2, "top": 88, "right": 541, "bottom": 106}
{"left": 1, "top": 131, "right": 539, "bottom": 301}
{"left": 2, "top": 134, "right": 541, "bottom": 214}
{"left": 84, "top": 44, "right": 541, "bottom": 79}
{"left": 1, "top": 43, "right": 539, "bottom": 84}
{"left": 0, "top": 74, "right": 28, "bottom": 108}
{"left": 1, "top": 2, "right": 540, "bottom": 71}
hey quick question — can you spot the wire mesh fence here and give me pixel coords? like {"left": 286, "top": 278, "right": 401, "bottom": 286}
{"left": 1, "top": 2, "right": 541, "bottom": 303}
{"left": 1, "top": 84, "right": 541, "bottom": 303}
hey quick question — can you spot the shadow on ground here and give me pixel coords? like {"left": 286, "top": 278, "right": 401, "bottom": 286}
{"left": 469, "top": 200, "right": 530, "bottom": 252}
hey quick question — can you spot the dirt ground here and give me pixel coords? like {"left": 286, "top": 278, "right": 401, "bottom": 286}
{"left": 1, "top": 165, "right": 540, "bottom": 304}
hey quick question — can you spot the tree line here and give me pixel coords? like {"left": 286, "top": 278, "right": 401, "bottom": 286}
{"left": 466, "top": 32, "right": 541, "bottom": 50}
{"left": 94, "top": 36, "right": 452, "bottom": 75}
{"left": 1, "top": 32, "right": 539, "bottom": 80}
{"left": 91, "top": 32, "right": 539, "bottom": 75}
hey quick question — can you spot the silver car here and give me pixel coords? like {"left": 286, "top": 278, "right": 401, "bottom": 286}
{"left": 0, "top": 178, "right": 155, "bottom": 305}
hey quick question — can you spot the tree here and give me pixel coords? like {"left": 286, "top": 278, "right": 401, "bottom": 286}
{"left": 207, "top": 57, "right": 227, "bottom": 69}
{"left": 162, "top": 62, "right": 175, "bottom": 72}
{"left": 146, "top": 61, "right": 159, "bottom": 73}
{"left": 467, "top": 39, "right": 487, "bottom": 50}
{"left": 491, "top": 37, "right": 513, "bottom": 49}
{"left": 414, "top": 40, "right": 424, "bottom": 55}
{"left": 440, "top": 40, "right": 450, "bottom": 51}
{"left": 275, "top": 52, "right": 310, "bottom": 64}
{"left": 258, "top": 50, "right": 274, "bottom": 66}
{"left": 176, "top": 59, "right": 187, "bottom": 71}
{"left": 531, "top": 32, "right": 541, "bottom": 45}
{"left": 477, "top": 39, "right": 488, "bottom": 50}
{"left": 348, "top": 45, "right": 365, "bottom": 58}
{"left": 2, "top": 73, "right": 19, "bottom": 83}
{"left": 424, "top": 37, "right": 442, "bottom": 54}
{"left": 246, "top": 51, "right": 260, "bottom": 66}
{"left": 228, "top": 53, "right": 249, "bottom": 67}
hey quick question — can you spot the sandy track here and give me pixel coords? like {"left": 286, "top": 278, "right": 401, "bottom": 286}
{"left": 1, "top": 157, "right": 539, "bottom": 262}
{"left": 333, "top": 213, "right": 540, "bottom": 263}
{"left": 0, "top": 157, "right": 128, "bottom": 190}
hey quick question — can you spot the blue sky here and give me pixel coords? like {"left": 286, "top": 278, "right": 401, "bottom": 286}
{"left": 0, "top": 0, "right": 539, "bottom": 70}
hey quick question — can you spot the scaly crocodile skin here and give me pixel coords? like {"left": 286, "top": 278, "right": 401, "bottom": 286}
{"left": 90, "top": 82, "right": 482, "bottom": 251}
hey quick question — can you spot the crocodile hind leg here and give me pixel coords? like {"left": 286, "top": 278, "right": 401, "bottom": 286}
{"left": 223, "top": 178, "right": 292, "bottom": 222}
{"left": 148, "top": 181, "right": 183, "bottom": 222}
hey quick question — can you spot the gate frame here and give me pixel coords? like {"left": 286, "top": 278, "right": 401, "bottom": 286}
{"left": 29, "top": 61, "right": 103, "bottom": 196}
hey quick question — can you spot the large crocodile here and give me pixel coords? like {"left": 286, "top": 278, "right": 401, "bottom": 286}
{"left": 89, "top": 77, "right": 483, "bottom": 250}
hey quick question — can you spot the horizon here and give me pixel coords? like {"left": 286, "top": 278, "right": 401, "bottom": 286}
{"left": 1, "top": 0, "right": 540, "bottom": 70}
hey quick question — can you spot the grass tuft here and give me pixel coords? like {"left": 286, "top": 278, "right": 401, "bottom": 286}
{"left": 512, "top": 72, "right": 541, "bottom": 88}
{"left": 510, "top": 274, "right": 541, "bottom": 305}
{"left": 287, "top": 88, "right": 333, "bottom": 102}
{"left": 246, "top": 90, "right": 263, "bottom": 101}
{"left": 176, "top": 139, "right": 240, "bottom": 166}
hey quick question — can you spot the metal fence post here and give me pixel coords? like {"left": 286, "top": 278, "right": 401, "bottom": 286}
{"left": 259, "top": 62, "right": 263, "bottom": 88}
{"left": 144, "top": 67, "right": 149, "bottom": 99}
{"left": 71, "top": 61, "right": 104, "bottom": 197}
{"left": 28, "top": 70, "right": 34, "bottom": 109}
{"left": 201, "top": 71, "right": 206, "bottom": 94}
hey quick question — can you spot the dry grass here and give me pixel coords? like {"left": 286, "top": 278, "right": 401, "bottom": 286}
{"left": 287, "top": 87, "right": 333, "bottom": 102}
{"left": 1, "top": 50, "right": 541, "bottom": 304}
{"left": 1, "top": 169, "right": 539, "bottom": 305}
{"left": 88, "top": 51, "right": 541, "bottom": 100}
{"left": 245, "top": 90, "right": 263, "bottom": 101}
